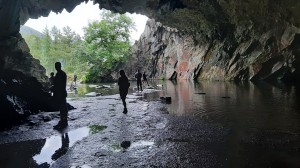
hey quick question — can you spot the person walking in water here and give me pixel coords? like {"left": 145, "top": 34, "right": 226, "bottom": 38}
{"left": 135, "top": 69, "right": 143, "bottom": 92}
{"left": 53, "top": 62, "right": 68, "bottom": 129}
{"left": 118, "top": 70, "right": 130, "bottom": 114}
{"left": 143, "top": 72, "right": 149, "bottom": 86}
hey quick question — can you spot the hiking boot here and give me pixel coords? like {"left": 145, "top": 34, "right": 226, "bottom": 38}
{"left": 123, "top": 108, "right": 128, "bottom": 114}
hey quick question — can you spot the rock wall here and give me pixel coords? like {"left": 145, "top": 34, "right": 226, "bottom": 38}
{"left": 0, "top": 0, "right": 300, "bottom": 82}
{"left": 128, "top": 19, "right": 300, "bottom": 82}
{"left": 0, "top": 34, "right": 48, "bottom": 83}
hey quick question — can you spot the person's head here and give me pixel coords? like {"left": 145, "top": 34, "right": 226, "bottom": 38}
{"left": 119, "top": 70, "right": 126, "bottom": 77}
{"left": 55, "top": 62, "right": 61, "bottom": 71}
{"left": 137, "top": 69, "right": 140, "bottom": 73}
{"left": 50, "top": 72, "right": 54, "bottom": 77}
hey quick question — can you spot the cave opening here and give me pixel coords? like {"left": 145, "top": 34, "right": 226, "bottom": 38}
{"left": 21, "top": 1, "right": 148, "bottom": 83}
{"left": 1, "top": 1, "right": 300, "bottom": 167}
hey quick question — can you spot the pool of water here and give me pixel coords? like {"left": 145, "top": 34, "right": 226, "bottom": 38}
{"left": 0, "top": 125, "right": 107, "bottom": 168}
{"left": 156, "top": 80, "right": 300, "bottom": 167}
{"left": 66, "top": 80, "right": 163, "bottom": 98}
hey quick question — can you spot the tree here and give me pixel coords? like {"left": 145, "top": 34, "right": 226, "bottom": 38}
{"left": 82, "top": 10, "right": 135, "bottom": 82}
{"left": 24, "top": 26, "right": 82, "bottom": 76}
{"left": 23, "top": 11, "right": 135, "bottom": 83}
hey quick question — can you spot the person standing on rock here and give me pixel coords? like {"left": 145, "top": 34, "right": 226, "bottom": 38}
{"left": 135, "top": 69, "right": 143, "bottom": 92}
{"left": 53, "top": 62, "right": 68, "bottom": 129}
{"left": 118, "top": 70, "right": 130, "bottom": 114}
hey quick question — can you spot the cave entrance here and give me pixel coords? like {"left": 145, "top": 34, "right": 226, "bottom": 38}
{"left": 22, "top": 1, "right": 148, "bottom": 83}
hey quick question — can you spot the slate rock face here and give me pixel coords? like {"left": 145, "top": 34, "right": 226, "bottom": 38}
{"left": 0, "top": 34, "right": 48, "bottom": 83}
{"left": 127, "top": 19, "right": 300, "bottom": 82}
{"left": 0, "top": 70, "right": 50, "bottom": 129}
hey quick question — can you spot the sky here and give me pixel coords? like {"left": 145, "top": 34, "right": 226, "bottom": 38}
{"left": 24, "top": 1, "right": 148, "bottom": 41}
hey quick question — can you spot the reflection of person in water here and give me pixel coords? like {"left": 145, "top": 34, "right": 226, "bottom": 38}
{"left": 51, "top": 133, "right": 69, "bottom": 161}
{"left": 118, "top": 70, "right": 130, "bottom": 114}
{"left": 53, "top": 62, "right": 68, "bottom": 129}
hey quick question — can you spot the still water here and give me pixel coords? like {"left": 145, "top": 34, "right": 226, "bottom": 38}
{"left": 160, "top": 80, "right": 300, "bottom": 131}
{"left": 1, "top": 80, "right": 300, "bottom": 167}
{"left": 157, "top": 80, "right": 300, "bottom": 167}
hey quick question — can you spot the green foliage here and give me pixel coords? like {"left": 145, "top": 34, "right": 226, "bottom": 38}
{"left": 23, "top": 10, "right": 135, "bottom": 83}
{"left": 82, "top": 11, "right": 134, "bottom": 83}
{"left": 88, "top": 125, "right": 107, "bottom": 134}
{"left": 24, "top": 26, "right": 83, "bottom": 76}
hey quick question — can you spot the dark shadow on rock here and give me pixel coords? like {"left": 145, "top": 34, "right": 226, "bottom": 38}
{"left": 0, "top": 70, "right": 75, "bottom": 130}
{"left": 0, "top": 138, "right": 46, "bottom": 168}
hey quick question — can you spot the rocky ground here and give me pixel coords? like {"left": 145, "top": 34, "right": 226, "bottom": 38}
{"left": 1, "top": 87, "right": 300, "bottom": 168}
{"left": 0, "top": 89, "right": 226, "bottom": 168}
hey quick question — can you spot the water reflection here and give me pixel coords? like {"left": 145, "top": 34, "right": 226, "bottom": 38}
{"left": 153, "top": 80, "right": 300, "bottom": 131}
{"left": 51, "top": 133, "right": 69, "bottom": 161}
{"left": 156, "top": 80, "right": 300, "bottom": 167}
{"left": 0, "top": 125, "right": 107, "bottom": 168}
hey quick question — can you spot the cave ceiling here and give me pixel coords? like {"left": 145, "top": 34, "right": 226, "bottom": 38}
{"left": 1, "top": 0, "right": 300, "bottom": 38}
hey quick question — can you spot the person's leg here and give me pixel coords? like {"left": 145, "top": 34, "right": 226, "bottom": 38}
{"left": 121, "top": 98, "right": 127, "bottom": 109}
{"left": 121, "top": 97, "right": 127, "bottom": 114}
{"left": 58, "top": 98, "right": 68, "bottom": 126}
{"left": 139, "top": 81, "right": 143, "bottom": 91}
{"left": 136, "top": 81, "right": 139, "bottom": 91}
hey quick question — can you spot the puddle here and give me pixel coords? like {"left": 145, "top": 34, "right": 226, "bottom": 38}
{"left": 111, "top": 140, "right": 154, "bottom": 152}
{"left": 131, "top": 141, "right": 154, "bottom": 148}
{"left": 0, "top": 125, "right": 107, "bottom": 168}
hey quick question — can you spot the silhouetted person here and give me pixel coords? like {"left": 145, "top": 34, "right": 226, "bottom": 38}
{"left": 51, "top": 133, "right": 69, "bottom": 160}
{"left": 53, "top": 62, "right": 68, "bottom": 129}
{"left": 49, "top": 72, "right": 55, "bottom": 86}
{"left": 135, "top": 69, "right": 142, "bottom": 92}
{"left": 118, "top": 70, "right": 130, "bottom": 114}
{"left": 73, "top": 74, "right": 77, "bottom": 87}
{"left": 143, "top": 72, "right": 149, "bottom": 86}
{"left": 70, "top": 74, "right": 77, "bottom": 91}
{"left": 49, "top": 72, "right": 55, "bottom": 95}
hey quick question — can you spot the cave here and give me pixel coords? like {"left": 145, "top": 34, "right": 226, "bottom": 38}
{"left": 1, "top": 0, "right": 300, "bottom": 167}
